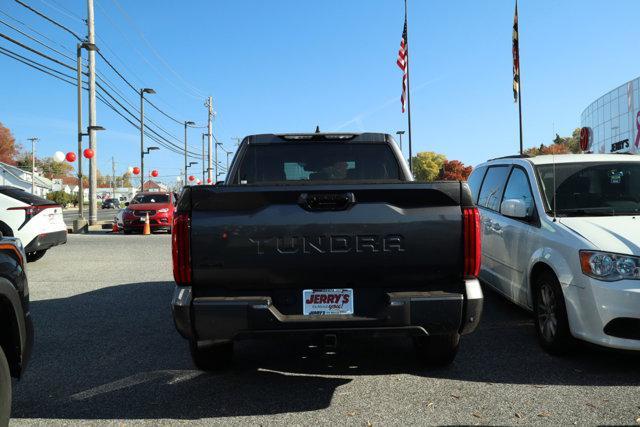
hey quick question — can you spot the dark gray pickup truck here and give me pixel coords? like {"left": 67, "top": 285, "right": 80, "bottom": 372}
{"left": 171, "top": 132, "right": 482, "bottom": 369}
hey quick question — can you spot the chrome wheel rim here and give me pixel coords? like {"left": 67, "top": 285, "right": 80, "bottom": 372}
{"left": 537, "top": 283, "right": 558, "bottom": 342}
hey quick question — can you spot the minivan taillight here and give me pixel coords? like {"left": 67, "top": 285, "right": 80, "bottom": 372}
{"left": 172, "top": 212, "right": 191, "bottom": 285}
{"left": 463, "top": 207, "right": 481, "bottom": 277}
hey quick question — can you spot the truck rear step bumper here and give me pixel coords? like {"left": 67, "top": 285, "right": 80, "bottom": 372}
{"left": 172, "top": 279, "right": 483, "bottom": 342}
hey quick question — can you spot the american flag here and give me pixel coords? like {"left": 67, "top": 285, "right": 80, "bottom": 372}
{"left": 512, "top": 1, "right": 520, "bottom": 103}
{"left": 397, "top": 18, "right": 408, "bottom": 113}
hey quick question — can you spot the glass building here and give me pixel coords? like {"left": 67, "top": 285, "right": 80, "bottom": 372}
{"left": 581, "top": 77, "right": 640, "bottom": 154}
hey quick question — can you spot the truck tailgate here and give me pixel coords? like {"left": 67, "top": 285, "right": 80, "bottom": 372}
{"left": 189, "top": 183, "right": 464, "bottom": 291}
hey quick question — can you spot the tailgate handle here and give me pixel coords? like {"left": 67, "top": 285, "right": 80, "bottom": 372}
{"left": 298, "top": 192, "right": 355, "bottom": 211}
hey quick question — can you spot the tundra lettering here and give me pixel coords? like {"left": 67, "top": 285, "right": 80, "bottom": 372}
{"left": 250, "top": 235, "right": 405, "bottom": 255}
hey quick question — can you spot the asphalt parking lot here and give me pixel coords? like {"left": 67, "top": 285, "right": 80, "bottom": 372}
{"left": 10, "top": 234, "right": 640, "bottom": 425}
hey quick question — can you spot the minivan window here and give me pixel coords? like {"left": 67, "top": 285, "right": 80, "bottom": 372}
{"left": 467, "top": 166, "right": 487, "bottom": 203}
{"left": 537, "top": 162, "right": 640, "bottom": 216}
{"left": 477, "top": 166, "right": 510, "bottom": 211}
{"left": 502, "top": 167, "right": 535, "bottom": 217}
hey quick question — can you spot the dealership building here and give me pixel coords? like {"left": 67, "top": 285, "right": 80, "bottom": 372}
{"left": 581, "top": 77, "right": 640, "bottom": 154}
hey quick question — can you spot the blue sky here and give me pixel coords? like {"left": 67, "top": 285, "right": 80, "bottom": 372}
{"left": 1, "top": 0, "right": 640, "bottom": 183}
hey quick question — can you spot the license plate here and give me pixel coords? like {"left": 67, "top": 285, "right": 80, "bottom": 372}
{"left": 303, "top": 289, "right": 353, "bottom": 315}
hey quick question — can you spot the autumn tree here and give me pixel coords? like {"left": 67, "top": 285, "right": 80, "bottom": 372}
{"left": 15, "top": 153, "right": 74, "bottom": 178}
{"left": 525, "top": 128, "right": 582, "bottom": 156}
{"left": 438, "top": 159, "right": 473, "bottom": 181}
{"left": 411, "top": 151, "right": 446, "bottom": 182}
{"left": 0, "top": 123, "right": 21, "bottom": 165}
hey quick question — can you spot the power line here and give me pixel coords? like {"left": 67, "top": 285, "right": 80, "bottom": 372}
{"left": 109, "top": 0, "right": 207, "bottom": 100}
{"left": 12, "top": 0, "right": 199, "bottom": 128}
{"left": 0, "top": 14, "right": 197, "bottom": 148}
{"left": 39, "top": 0, "right": 85, "bottom": 23}
{"left": 13, "top": 0, "right": 82, "bottom": 41}
{"left": 0, "top": 41, "right": 200, "bottom": 159}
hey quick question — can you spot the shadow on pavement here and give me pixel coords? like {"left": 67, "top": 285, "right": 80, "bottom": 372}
{"left": 11, "top": 281, "right": 640, "bottom": 420}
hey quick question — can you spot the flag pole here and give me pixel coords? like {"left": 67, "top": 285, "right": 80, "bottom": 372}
{"left": 404, "top": 0, "right": 414, "bottom": 173}
{"left": 518, "top": 76, "right": 523, "bottom": 155}
{"left": 513, "top": 0, "right": 523, "bottom": 155}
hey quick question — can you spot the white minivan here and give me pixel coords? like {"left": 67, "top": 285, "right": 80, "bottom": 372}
{"left": 468, "top": 154, "right": 640, "bottom": 354}
{"left": 0, "top": 186, "right": 67, "bottom": 262}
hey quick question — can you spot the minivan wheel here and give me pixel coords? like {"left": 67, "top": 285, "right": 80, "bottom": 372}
{"left": 413, "top": 333, "right": 459, "bottom": 366}
{"left": 189, "top": 340, "right": 233, "bottom": 371}
{"left": 0, "top": 345, "right": 11, "bottom": 426}
{"left": 533, "top": 270, "right": 574, "bottom": 355}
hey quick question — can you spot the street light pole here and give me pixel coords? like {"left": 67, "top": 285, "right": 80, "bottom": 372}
{"left": 76, "top": 43, "right": 84, "bottom": 219}
{"left": 184, "top": 121, "right": 195, "bottom": 183}
{"left": 27, "top": 137, "right": 38, "bottom": 194}
{"left": 86, "top": 0, "right": 98, "bottom": 225}
{"left": 139, "top": 88, "right": 155, "bottom": 191}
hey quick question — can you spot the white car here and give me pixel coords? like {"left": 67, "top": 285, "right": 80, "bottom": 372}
{"left": 0, "top": 186, "right": 67, "bottom": 262}
{"left": 468, "top": 154, "right": 640, "bottom": 354}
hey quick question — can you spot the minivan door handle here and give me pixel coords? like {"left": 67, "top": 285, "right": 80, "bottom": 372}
{"left": 298, "top": 192, "right": 356, "bottom": 212}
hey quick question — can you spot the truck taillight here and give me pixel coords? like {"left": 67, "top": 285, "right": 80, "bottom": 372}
{"left": 8, "top": 204, "right": 60, "bottom": 227}
{"left": 463, "top": 207, "right": 481, "bottom": 277}
{"left": 172, "top": 212, "right": 191, "bottom": 285}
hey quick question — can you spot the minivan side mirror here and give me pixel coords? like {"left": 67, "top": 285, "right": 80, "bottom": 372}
{"left": 501, "top": 198, "right": 529, "bottom": 219}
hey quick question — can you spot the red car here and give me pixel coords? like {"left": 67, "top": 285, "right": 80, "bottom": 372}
{"left": 122, "top": 192, "right": 175, "bottom": 234}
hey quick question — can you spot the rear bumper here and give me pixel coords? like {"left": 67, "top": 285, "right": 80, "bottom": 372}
{"left": 172, "top": 279, "right": 483, "bottom": 342}
{"left": 24, "top": 230, "right": 67, "bottom": 253}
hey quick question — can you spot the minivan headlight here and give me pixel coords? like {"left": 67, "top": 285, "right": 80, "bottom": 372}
{"left": 158, "top": 208, "right": 169, "bottom": 213}
{"left": 579, "top": 250, "right": 640, "bottom": 281}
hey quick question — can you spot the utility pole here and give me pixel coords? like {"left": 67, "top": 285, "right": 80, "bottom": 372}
{"left": 206, "top": 97, "right": 213, "bottom": 183}
{"left": 76, "top": 43, "right": 84, "bottom": 220}
{"left": 214, "top": 137, "right": 219, "bottom": 183}
{"left": 111, "top": 156, "right": 116, "bottom": 200}
{"left": 201, "top": 133, "right": 206, "bottom": 183}
{"left": 183, "top": 121, "right": 195, "bottom": 183}
{"left": 86, "top": 0, "right": 98, "bottom": 225}
{"left": 27, "top": 137, "right": 38, "bottom": 194}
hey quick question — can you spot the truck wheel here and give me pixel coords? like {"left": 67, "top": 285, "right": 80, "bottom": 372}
{"left": 0, "top": 346, "right": 11, "bottom": 426}
{"left": 414, "top": 333, "right": 459, "bottom": 366}
{"left": 533, "top": 270, "right": 574, "bottom": 355}
{"left": 26, "top": 250, "right": 47, "bottom": 263}
{"left": 123, "top": 228, "right": 132, "bottom": 235}
{"left": 189, "top": 340, "right": 233, "bottom": 371}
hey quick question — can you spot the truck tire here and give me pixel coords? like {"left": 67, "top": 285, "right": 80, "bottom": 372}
{"left": 0, "top": 345, "right": 11, "bottom": 426}
{"left": 414, "top": 333, "right": 459, "bottom": 366}
{"left": 123, "top": 228, "right": 132, "bottom": 235}
{"left": 26, "top": 250, "right": 47, "bottom": 263}
{"left": 189, "top": 340, "right": 233, "bottom": 371}
{"left": 533, "top": 270, "right": 575, "bottom": 355}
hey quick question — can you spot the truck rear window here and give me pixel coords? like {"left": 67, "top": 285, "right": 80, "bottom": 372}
{"left": 234, "top": 143, "right": 401, "bottom": 184}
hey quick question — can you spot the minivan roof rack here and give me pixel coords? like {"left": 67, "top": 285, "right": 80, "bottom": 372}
{"left": 487, "top": 154, "right": 531, "bottom": 161}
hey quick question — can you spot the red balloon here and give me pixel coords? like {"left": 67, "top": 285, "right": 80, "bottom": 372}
{"left": 83, "top": 148, "right": 94, "bottom": 159}
{"left": 151, "top": 170, "right": 159, "bottom": 177}
{"left": 65, "top": 152, "right": 77, "bottom": 162}
{"left": 206, "top": 178, "right": 212, "bottom": 184}
{"left": 132, "top": 166, "right": 140, "bottom": 175}
{"left": 188, "top": 175, "right": 195, "bottom": 182}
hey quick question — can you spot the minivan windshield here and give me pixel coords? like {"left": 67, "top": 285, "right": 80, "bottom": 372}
{"left": 536, "top": 162, "right": 640, "bottom": 216}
